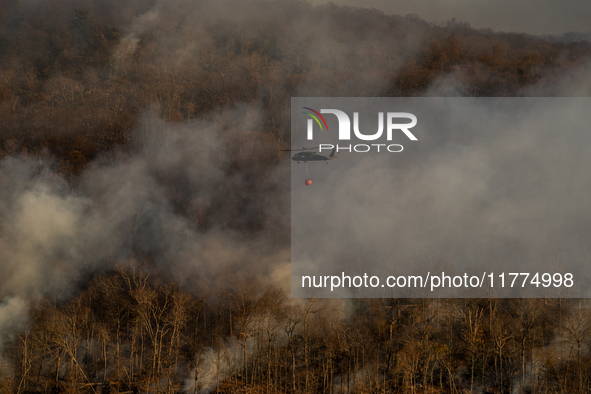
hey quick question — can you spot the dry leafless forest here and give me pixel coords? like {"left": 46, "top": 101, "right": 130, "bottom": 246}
{"left": 1, "top": 0, "right": 591, "bottom": 393}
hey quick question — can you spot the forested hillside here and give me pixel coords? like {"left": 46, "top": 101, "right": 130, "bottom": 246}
{"left": 5, "top": 267, "right": 591, "bottom": 394}
{"left": 1, "top": 0, "right": 591, "bottom": 393}
{"left": 1, "top": 0, "right": 589, "bottom": 172}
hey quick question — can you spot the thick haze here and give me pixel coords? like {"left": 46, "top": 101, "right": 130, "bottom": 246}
{"left": 0, "top": 0, "right": 590, "bottom": 371}
{"left": 0, "top": 106, "right": 290, "bottom": 347}
{"left": 292, "top": 97, "right": 591, "bottom": 298}
{"left": 0, "top": 0, "right": 588, "bottom": 314}
{"left": 312, "top": 0, "right": 591, "bottom": 35}
{"left": 0, "top": 0, "right": 590, "bottom": 392}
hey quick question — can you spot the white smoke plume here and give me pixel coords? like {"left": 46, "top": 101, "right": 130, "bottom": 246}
{"left": 184, "top": 338, "right": 247, "bottom": 394}
{"left": 0, "top": 103, "right": 290, "bottom": 349}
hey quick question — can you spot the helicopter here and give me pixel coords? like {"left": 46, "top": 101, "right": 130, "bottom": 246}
{"left": 283, "top": 146, "right": 337, "bottom": 163}
{"left": 282, "top": 146, "right": 337, "bottom": 185}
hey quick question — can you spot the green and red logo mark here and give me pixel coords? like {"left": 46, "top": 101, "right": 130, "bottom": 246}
{"left": 302, "top": 107, "right": 329, "bottom": 132}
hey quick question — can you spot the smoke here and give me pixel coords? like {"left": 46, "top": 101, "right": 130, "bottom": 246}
{"left": 0, "top": 0, "right": 429, "bottom": 364}
{"left": 0, "top": 2, "right": 589, "bottom": 392}
{"left": 184, "top": 338, "right": 247, "bottom": 394}
{"left": 292, "top": 95, "right": 591, "bottom": 298}
{"left": 309, "top": 0, "right": 591, "bottom": 35}
{"left": 113, "top": 8, "right": 160, "bottom": 62}
{"left": 107, "top": 0, "right": 424, "bottom": 95}
{"left": 0, "top": 103, "right": 291, "bottom": 346}
{"left": 520, "top": 61, "right": 591, "bottom": 96}
{"left": 1, "top": 0, "right": 581, "bottom": 302}
{"left": 0, "top": 297, "right": 28, "bottom": 346}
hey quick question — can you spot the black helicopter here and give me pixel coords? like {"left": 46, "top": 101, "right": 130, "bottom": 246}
{"left": 283, "top": 146, "right": 337, "bottom": 163}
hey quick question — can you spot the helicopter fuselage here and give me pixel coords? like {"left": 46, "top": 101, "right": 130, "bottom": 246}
{"left": 291, "top": 151, "right": 334, "bottom": 163}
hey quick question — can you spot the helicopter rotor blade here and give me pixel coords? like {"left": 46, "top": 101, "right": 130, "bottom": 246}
{"left": 279, "top": 146, "right": 320, "bottom": 152}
